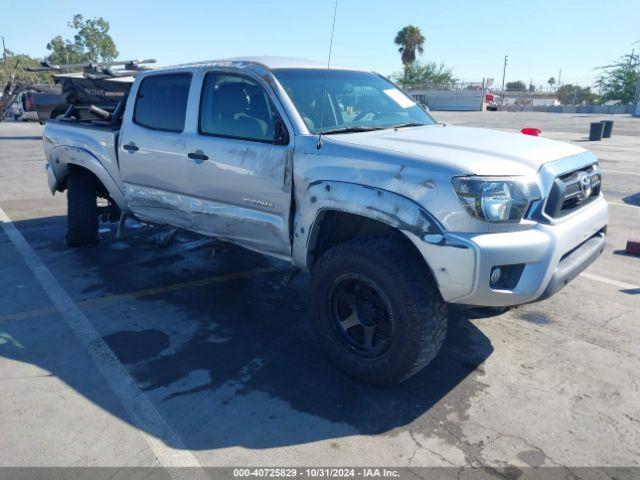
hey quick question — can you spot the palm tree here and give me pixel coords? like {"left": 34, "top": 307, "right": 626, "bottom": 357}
{"left": 394, "top": 25, "right": 425, "bottom": 66}
{"left": 547, "top": 77, "right": 556, "bottom": 92}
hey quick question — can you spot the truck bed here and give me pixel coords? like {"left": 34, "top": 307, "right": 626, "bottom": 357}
{"left": 43, "top": 119, "right": 123, "bottom": 193}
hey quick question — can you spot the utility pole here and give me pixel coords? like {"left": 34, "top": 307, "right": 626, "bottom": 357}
{"left": 529, "top": 77, "right": 533, "bottom": 107}
{"left": 557, "top": 68, "right": 562, "bottom": 90}
{"left": 634, "top": 51, "right": 640, "bottom": 116}
{"left": 633, "top": 75, "right": 640, "bottom": 116}
{"left": 501, "top": 55, "right": 508, "bottom": 105}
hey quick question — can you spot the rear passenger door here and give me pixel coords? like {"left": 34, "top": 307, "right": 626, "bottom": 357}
{"left": 185, "top": 71, "right": 294, "bottom": 256}
{"left": 119, "top": 72, "right": 193, "bottom": 228}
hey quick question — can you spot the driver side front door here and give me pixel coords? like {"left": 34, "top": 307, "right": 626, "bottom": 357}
{"left": 185, "top": 71, "right": 294, "bottom": 257}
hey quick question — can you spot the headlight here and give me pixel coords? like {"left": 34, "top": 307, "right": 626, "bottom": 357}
{"left": 452, "top": 176, "right": 541, "bottom": 222}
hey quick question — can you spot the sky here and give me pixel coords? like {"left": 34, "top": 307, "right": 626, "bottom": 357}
{"left": 1, "top": 0, "right": 638, "bottom": 89}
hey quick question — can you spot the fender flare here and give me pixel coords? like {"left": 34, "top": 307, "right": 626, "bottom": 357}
{"left": 49, "top": 145, "right": 128, "bottom": 211}
{"left": 292, "top": 180, "right": 443, "bottom": 269}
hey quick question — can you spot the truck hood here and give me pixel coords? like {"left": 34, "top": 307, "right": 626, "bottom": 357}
{"left": 328, "top": 124, "right": 587, "bottom": 176}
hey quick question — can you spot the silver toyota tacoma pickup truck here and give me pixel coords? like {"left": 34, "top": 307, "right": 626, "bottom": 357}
{"left": 43, "top": 57, "right": 608, "bottom": 384}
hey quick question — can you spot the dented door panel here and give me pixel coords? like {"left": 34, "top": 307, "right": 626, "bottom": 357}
{"left": 185, "top": 135, "right": 293, "bottom": 255}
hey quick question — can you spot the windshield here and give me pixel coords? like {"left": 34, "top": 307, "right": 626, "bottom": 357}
{"left": 272, "top": 69, "right": 436, "bottom": 134}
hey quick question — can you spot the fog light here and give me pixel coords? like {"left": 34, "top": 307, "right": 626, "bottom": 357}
{"left": 489, "top": 264, "right": 526, "bottom": 290}
{"left": 490, "top": 267, "right": 502, "bottom": 286}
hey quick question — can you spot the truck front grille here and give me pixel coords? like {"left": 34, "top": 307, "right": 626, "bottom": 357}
{"left": 544, "top": 165, "right": 601, "bottom": 218}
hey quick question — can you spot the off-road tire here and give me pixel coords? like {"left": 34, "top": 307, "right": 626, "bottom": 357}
{"left": 66, "top": 169, "right": 99, "bottom": 247}
{"left": 311, "top": 236, "right": 448, "bottom": 385}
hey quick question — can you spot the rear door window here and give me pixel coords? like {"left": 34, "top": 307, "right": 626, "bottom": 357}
{"left": 134, "top": 73, "right": 191, "bottom": 132}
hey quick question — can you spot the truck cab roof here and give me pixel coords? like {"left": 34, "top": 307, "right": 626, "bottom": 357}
{"left": 153, "top": 56, "right": 367, "bottom": 74}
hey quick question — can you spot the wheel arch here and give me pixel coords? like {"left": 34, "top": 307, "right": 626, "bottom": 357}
{"left": 50, "top": 145, "right": 127, "bottom": 211}
{"left": 293, "top": 181, "right": 442, "bottom": 272}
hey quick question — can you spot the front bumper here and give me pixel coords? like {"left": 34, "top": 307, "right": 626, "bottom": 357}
{"left": 409, "top": 196, "right": 609, "bottom": 307}
{"left": 536, "top": 230, "right": 605, "bottom": 301}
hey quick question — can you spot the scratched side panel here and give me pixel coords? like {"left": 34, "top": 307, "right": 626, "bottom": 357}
{"left": 185, "top": 133, "right": 294, "bottom": 257}
{"left": 123, "top": 183, "right": 290, "bottom": 257}
{"left": 189, "top": 199, "right": 289, "bottom": 256}
{"left": 122, "top": 184, "right": 193, "bottom": 229}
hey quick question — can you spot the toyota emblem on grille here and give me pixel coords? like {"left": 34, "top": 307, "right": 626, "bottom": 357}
{"left": 578, "top": 172, "right": 592, "bottom": 198}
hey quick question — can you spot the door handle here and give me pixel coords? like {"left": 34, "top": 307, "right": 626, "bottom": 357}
{"left": 188, "top": 151, "right": 209, "bottom": 162}
{"left": 123, "top": 143, "right": 139, "bottom": 152}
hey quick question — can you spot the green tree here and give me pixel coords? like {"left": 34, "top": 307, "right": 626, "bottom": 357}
{"left": 45, "top": 35, "right": 84, "bottom": 65}
{"left": 596, "top": 52, "right": 639, "bottom": 104}
{"left": 1, "top": 50, "right": 50, "bottom": 84}
{"left": 556, "top": 84, "right": 599, "bottom": 105}
{"left": 506, "top": 80, "right": 526, "bottom": 91}
{"left": 394, "top": 25, "right": 425, "bottom": 66}
{"left": 393, "top": 61, "right": 457, "bottom": 89}
{"left": 547, "top": 77, "right": 556, "bottom": 91}
{"left": 46, "top": 14, "right": 118, "bottom": 65}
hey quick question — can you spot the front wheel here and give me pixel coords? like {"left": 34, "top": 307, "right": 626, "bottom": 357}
{"left": 311, "top": 236, "right": 448, "bottom": 385}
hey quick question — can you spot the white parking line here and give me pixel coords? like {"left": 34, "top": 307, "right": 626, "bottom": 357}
{"left": 601, "top": 169, "right": 640, "bottom": 177}
{"left": 581, "top": 272, "right": 639, "bottom": 290}
{"left": 0, "top": 207, "right": 208, "bottom": 479}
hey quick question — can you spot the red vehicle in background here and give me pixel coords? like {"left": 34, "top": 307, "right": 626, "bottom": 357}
{"left": 485, "top": 92, "right": 498, "bottom": 111}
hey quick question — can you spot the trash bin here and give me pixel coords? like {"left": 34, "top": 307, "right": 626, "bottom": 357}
{"left": 600, "top": 120, "right": 614, "bottom": 138}
{"left": 589, "top": 122, "right": 605, "bottom": 141}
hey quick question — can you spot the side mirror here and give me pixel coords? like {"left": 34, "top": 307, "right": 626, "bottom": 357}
{"left": 274, "top": 117, "right": 290, "bottom": 145}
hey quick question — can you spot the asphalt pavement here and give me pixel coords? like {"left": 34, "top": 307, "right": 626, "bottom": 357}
{"left": 0, "top": 113, "right": 638, "bottom": 472}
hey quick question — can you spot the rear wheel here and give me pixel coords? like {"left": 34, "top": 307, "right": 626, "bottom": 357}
{"left": 66, "top": 169, "right": 99, "bottom": 247}
{"left": 311, "top": 236, "right": 448, "bottom": 385}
